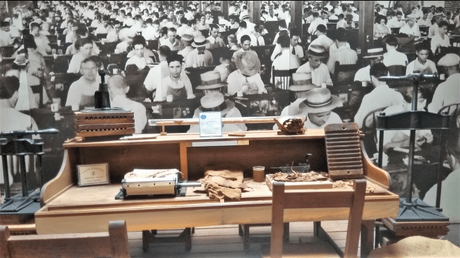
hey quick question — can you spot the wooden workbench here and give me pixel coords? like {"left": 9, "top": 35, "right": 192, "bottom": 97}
{"left": 35, "top": 129, "right": 399, "bottom": 255}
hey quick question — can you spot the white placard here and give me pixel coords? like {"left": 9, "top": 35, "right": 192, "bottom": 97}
{"left": 199, "top": 112, "right": 222, "bottom": 137}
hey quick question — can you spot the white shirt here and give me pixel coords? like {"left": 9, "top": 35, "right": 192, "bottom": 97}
{"left": 111, "top": 95, "right": 147, "bottom": 133}
{"left": 326, "top": 45, "right": 358, "bottom": 74}
{"left": 65, "top": 77, "right": 100, "bottom": 107}
{"left": 308, "top": 18, "right": 328, "bottom": 35}
{"left": 296, "top": 62, "right": 332, "bottom": 87}
{"left": 125, "top": 55, "right": 153, "bottom": 70}
{"left": 144, "top": 61, "right": 169, "bottom": 93}
{"left": 309, "top": 34, "right": 334, "bottom": 52}
{"left": 424, "top": 168, "right": 460, "bottom": 222}
{"left": 304, "top": 111, "right": 342, "bottom": 129}
{"left": 185, "top": 49, "right": 214, "bottom": 68}
{"left": 155, "top": 75, "right": 195, "bottom": 102}
{"left": 354, "top": 84, "right": 405, "bottom": 128}
{"left": 417, "top": 17, "right": 431, "bottom": 27}
{"left": 387, "top": 17, "right": 405, "bottom": 28}
{"left": 226, "top": 69, "right": 267, "bottom": 96}
{"left": 67, "top": 52, "right": 85, "bottom": 73}
{"left": 271, "top": 44, "right": 304, "bottom": 61}
{"left": 431, "top": 33, "right": 451, "bottom": 53}
{"left": 405, "top": 59, "right": 437, "bottom": 75}
{"left": 271, "top": 49, "right": 300, "bottom": 84}
{"left": 0, "top": 107, "right": 38, "bottom": 185}
{"left": 399, "top": 23, "right": 420, "bottom": 37}
{"left": 354, "top": 65, "right": 371, "bottom": 82}
{"left": 428, "top": 73, "right": 460, "bottom": 113}
{"left": 383, "top": 48, "right": 408, "bottom": 67}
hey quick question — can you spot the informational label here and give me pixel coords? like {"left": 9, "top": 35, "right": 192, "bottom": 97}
{"left": 199, "top": 112, "right": 222, "bottom": 137}
{"left": 77, "top": 163, "right": 110, "bottom": 186}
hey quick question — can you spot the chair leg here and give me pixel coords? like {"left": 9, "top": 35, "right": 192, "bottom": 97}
{"left": 243, "top": 224, "right": 250, "bottom": 252}
{"left": 283, "top": 223, "right": 289, "bottom": 243}
{"left": 361, "top": 220, "right": 375, "bottom": 258}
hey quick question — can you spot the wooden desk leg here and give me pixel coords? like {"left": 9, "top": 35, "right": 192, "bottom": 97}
{"left": 180, "top": 142, "right": 188, "bottom": 180}
{"left": 313, "top": 221, "right": 321, "bottom": 237}
{"left": 243, "top": 224, "right": 250, "bottom": 252}
{"left": 361, "top": 220, "right": 375, "bottom": 258}
{"left": 142, "top": 230, "right": 150, "bottom": 252}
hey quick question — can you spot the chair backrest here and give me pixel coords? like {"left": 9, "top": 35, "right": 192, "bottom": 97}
{"left": 52, "top": 55, "right": 73, "bottom": 73}
{"left": 46, "top": 35, "right": 58, "bottom": 44}
{"left": 270, "top": 179, "right": 366, "bottom": 258}
{"left": 97, "top": 33, "right": 108, "bottom": 41}
{"left": 439, "top": 102, "right": 460, "bottom": 115}
{"left": 100, "top": 42, "right": 119, "bottom": 55}
{"left": 272, "top": 67, "right": 296, "bottom": 90}
{"left": 333, "top": 61, "right": 359, "bottom": 85}
{"left": 1, "top": 46, "right": 14, "bottom": 58}
{"left": 387, "top": 65, "right": 406, "bottom": 76}
{"left": 111, "top": 53, "right": 128, "bottom": 70}
{"left": 0, "top": 220, "right": 130, "bottom": 258}
{"left": 361, "top": 107, "right": 387, "bottom": 158}
{"left": 147, "top": 40, "right": 158, "bottom": 51}
{"left": 438, "top": 103, "right": 460, "bottom": 127}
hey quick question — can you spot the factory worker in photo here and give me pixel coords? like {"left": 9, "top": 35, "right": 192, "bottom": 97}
{"left": 188, "top": 92, "right": 247, "bottom": 133}
{"left": 428, "top": 53, "right": 460, "bottom": 113}
{"left": 298, "top": 87, "right": 343, "bottom": 129}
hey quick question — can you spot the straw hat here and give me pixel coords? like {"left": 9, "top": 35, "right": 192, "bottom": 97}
{"left": 306, "top": 44, "right": 327, "bottom": 58}
{"left": 298, "top": 88, "right": 342, "bottom": 113}
{"left": 181, "top": 34, "right": 194, "bottom": 42}
{"left": 363, "top": 48, "right": 384, "bottom": 59}
{"left": 289, "top": 73, "right": 317, "bottom": 92}
{"left": 13, "top": 54, "right": 29, "bottom": 66}
{"left": 192, "top": 35, "right": 207, "bottom": 48}
{"left": 200, "top": 92, "right": 225, "bottom": 109}
{"left": 438, "top": 53, "right": 460, "bottom": 67}
{"left": 196, "top": 71, "right": 226, "bottom": 90}
{"left": 235, "top": 51, "right": 261, "bottom": 77}
{"left": 199, "top": 92, "right": 236, "bottom": 115}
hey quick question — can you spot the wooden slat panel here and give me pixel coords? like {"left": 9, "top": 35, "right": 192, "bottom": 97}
{"left": 325, "top": 123, "right": 364, "bottom": 180}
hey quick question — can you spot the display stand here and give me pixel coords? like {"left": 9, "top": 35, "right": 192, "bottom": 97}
{"left": 375, "top": 73, "right": 450, "bottom": 245}
{"left": 0, "top": 129, "right": 58, "bottom": 223}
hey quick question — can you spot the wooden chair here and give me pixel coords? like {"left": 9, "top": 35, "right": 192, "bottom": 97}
{"left": 52, "top": 55, "right": 72, "bottom": 73}
{"left": 270, "top": 179, "right": 366, "bottom": 258}
{"left": 387, "top": 65, "right": 406, "bottom": 76}
{"left": 390, "top": 27, "right": 400, "bottom": 35}
{"left": 97, "top": 33, "right": 108, "bottom": 41}
{"left": 438, "top": 103, "right": 460, "bottom": 117}
{"left": 1, "top": 46, "right": 14, "bottom": 58}
{"left": 0, "top": 220, "right": 130, "bottom": 258}
{"left": 419, "top": 26, "right": 429, "bottom": 36}
{"left": 360, "top": 107, "right": 387, "bottom": 160}
{"left": 100, "top": 42, "right": 119, "bottom": 55}
{"left": 272, "top": 68, "right": 296, "bottom": 90}
{"left": 147, "top": 40, "right": 158, "bottom": 51}
{"left": 333, "top": 61, "right": 359, "bottom": 85}
{"left": 46, "top": 35, "right": 57, "bottom": 45}
{"left": 111, "top": 53, "right": 128, "bottom": 71}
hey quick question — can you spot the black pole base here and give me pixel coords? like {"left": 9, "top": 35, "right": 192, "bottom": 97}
{"left": 396, "top": 198, "right": 449, "bottom": 221}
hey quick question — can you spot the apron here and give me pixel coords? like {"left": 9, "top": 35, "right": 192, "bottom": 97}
{"left": 166, "top": 86, "right": 187, "bottom": 101}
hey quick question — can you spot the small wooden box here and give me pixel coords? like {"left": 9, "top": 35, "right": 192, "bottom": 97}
{"left": 265, "top": 175, "right": 333, "bottom": 191}
{"left": 74, "top": 109, "right": 135, "bottom": 139}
